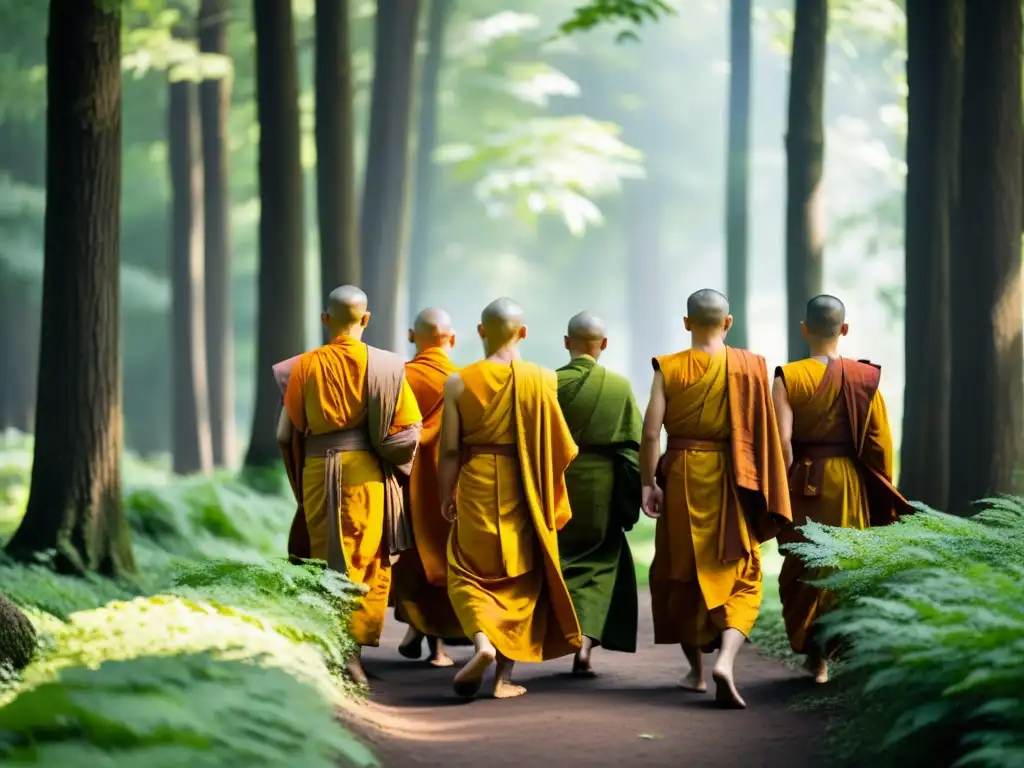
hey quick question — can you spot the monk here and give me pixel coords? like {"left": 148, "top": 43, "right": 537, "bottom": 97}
{"left": 773, "top": 295, "right": 911, "bottom": 683}
{"left": 438, "top": 297, "right": 582, "bottom": 699}
{"left": 393, "top": 308, "right": 465, "bottom": 667}
{"left": 641, "top": 289, "right": 791, "bottom": 709}
{"left": 280, "top": 285, "right": 423, "bottom": 687}
{"left": 556, "top": 311, "right": 642, "bottom": 676}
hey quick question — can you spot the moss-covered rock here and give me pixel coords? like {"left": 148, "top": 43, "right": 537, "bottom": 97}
{"left": 0, "top": 593, "right": 36, "bottom": 671}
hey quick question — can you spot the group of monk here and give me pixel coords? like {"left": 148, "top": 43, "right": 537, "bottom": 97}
{"left": 273, "top": 285, "right": 910, "bottom": 710}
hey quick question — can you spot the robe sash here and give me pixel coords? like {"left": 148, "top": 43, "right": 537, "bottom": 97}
{"left": 305, "top": 428, "right": 372, "bottom": 572}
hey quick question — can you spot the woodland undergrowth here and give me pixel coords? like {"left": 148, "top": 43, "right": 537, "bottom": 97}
{"left": 0, "top": 430, "right": 375, "bottom": 768}
{"left": 786, "top": 498, "right": 1024, "bottom": 768}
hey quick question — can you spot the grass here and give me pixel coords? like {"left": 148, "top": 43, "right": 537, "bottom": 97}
{"left": 0, "top": 430, "right": 375, "bottom": 767}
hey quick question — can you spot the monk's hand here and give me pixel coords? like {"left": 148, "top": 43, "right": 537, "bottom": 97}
{"left": 642, "top": 485, "right": 663, "bottom": 519}
{"left": 441, "top": 499, "right": 457, "bottom": 523}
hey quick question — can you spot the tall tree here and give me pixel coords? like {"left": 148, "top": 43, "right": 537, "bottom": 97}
{"left": 5, "top": 0, "right": 135, "bottom": 576}
{"left": 244, "top": 0, "right": 306, "bottom": 468}
{"left": 168, "top": 55, "right": 214, "bottom": 476}
{"left": 198, "top": 0, "right": 236, "bottom": 468}
{"left": 783, "top": 0, "right": 827, "bottom": 362}
{"left": 900, "top": 0, "right": 963, "bottom": 508}
{"left": 407, "top": 0, "right": 452, "bottom": 318}
{"left": 725, "top": 0, "right": 751, "bottom": 349}
{"left": 948, "top": 0, "right": 1023, "bottom": 512}
{"left": 315, "top": 0, "right": 359, "bottom": 297}
{"left": 360, "top": 0, "right": 422, "bottom": 350}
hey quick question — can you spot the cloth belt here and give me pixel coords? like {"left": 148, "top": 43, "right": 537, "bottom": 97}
{"left": 465, "top": 443, "right": 518, "bottom": 457}
{"left": 792, "top": 442, "right": 855, "bottom": 459}
{"left": 666, "top": 436, "right": 729, "bottom": 452}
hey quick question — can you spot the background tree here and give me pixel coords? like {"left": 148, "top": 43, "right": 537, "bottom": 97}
{"left": 5, "top": 0, "right": 135, "bottom": 575}
{"left": 725, "top": 0, "right": 751, "bottom": 348}
{"left": 360, "top": 0, "right": 422, "bottom": 350}
{"left": 783, "top": 0, "right": 827, "bottom": 362}
{"left": 244, "top": 0, "right": 306, "bottom": 469}
{"left": 900, "top": 0, "right": 962, "bottom": 509}
{"left": 198, "top": 0, "right": 236, "bottom": 468}
{"left": 948, "top": 0, "right": 1023, "bottom": 512}
{"left": 315, "top": 0, "right": 359, "bottom": 298}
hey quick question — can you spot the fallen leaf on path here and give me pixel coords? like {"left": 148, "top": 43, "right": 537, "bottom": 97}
{"left": 637, "top": 733, "right": 663, "bottom": 740}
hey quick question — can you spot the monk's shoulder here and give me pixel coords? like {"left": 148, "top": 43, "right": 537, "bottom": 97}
{"left": 602, "top": 366, "right": 633, "bottom": 392}
{"left": 652, "top": 349, "right": 690, "bottom": 379}
{"left": 844, "top": 357, "right": 883, "bottom": 385}
{"left": 727, "top": 347, "right": 768, "bottom": 378}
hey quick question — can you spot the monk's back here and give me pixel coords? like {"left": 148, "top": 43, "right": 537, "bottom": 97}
{"left": 657, "top": 348, "right": 730, "bottom": 441}
{"left": 295, "top": 336, "right": 370, "bottom": 435}
{"left": 458, "top": 360, "right": 517, "bottom": 444}
{"left": 779, "top": 358, "right": 852, "bottom": 445}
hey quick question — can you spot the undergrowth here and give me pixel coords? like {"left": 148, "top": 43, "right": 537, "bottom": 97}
{"left": 787, "top": 498, "right": 1024, "bottom": 768}
{"left": 0, "top": 431, "right": 375, "bottom": 767}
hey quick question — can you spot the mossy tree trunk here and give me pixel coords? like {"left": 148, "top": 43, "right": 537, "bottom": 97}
{"left": 5, "top": 0, "right": 135, "bottom": 577}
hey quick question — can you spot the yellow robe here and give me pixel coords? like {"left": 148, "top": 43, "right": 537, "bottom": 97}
{"left": 776, "top": 358, "right": 893, "bottom": 654}
{"left": 284, "top": 334, "right": 422, "bottom": 647}
{"left": 447, "top": 359, "right": 582, "bottom": 662}
{"left": 650, "top": 348, "right": 762, "bottom": 649}
{"left": 392, "top": 347, "right": 463, "bottom": 639}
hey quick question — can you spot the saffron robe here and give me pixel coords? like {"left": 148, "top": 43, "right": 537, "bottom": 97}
{"left": 556, "top": 355, "right": 642, "bottom": 653}
{"left": 447, "top": 359, "right": 583, "bottom": 662}
{"left": 650, "top": 347, "right": 791, "bottom": 649}
{"left": 776, "top": 357, "right": 910, "bottom": 654}
{"left": 284, "top": 335, "right": 422, "bottom": 647}
{"left": 392, "top": 347, "right": 465, "bottom": 639}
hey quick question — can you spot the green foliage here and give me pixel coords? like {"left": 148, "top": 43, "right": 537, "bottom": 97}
{"left": 559, "top": 0, "right": 675, "bottom": 42}
{"left": 788, "top": 498, "right": 1024, "bottom": 767}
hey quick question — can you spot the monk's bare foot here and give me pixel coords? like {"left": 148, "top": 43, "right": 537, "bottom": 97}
{"left": 398, "top": 627, "right": 424, "bottom": 660}
{"left": 804, "top": 655, "right": 829, "bottom": 684}
{"left": 426, "top": 637, "right": 454, "bottom": 667}
{"left": 677, "top": 670, "right": 707, "bottom": 692}
{"left": 712, "top": 667, "right": 746, "bottom": 709}
{"left": 347, "top": 655, "right": 370, "bottom": 688}
{"left": 572, "top": 651, "right": 596, "bottom": 678}
{"left": 453, "top": 647, "right": 496, "bottom": 698}
{"left": 493, "top": 679, "right": 527, "bottom": 699}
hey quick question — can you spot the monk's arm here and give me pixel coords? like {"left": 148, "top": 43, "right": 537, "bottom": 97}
{"left": 437, "top": 373, "right": 464, "bottom": 514}
{"left": 275, "top": 407, "right": 293, "bottom": 446}
{"left": 862, "top": 389, "right": 895, "bottom": 479}
{"left": 771, "top": 374, "right": 794, "bottom": 470}
{"left": 389, "top": 378, "right": 424, "bottom": 435}
{"left": 640, "top": 371, "right": 666, "bottom": 488}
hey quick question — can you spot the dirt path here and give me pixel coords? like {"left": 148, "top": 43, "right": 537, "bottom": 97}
{"left": 340, "top": 592, "right": 828, "bottom": 767}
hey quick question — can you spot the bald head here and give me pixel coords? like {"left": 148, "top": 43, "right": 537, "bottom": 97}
{"left": 478, "top": 297, "right": 527, "bottom": 353}
{"left": 684, "top": 289, "right": 731, "bottom": 329}
{"left": 564, "top": 311, "right": 608, "bottom": 360}
{"left": 322, "top": 285, "right": 370, "bottom": 339}
{"left": 803, "top": 295, "right": 846, "bottom": 338}
{"left": 408, "top": 307, "right": 455, "bottom": 353}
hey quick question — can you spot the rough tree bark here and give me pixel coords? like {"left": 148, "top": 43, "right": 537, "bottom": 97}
{"left": 900, "top": 0, "right": 962, "bottom": 508}
{"left": 949, "top": 0, "right": 1023, "bottom": 512}
{"left": 244, "top": 0, "right": 306, "bottom": 469}
{"left": 5, "top": 0, "right": 135, "bottom": 576}
{"left": 783, "top": 0, "right": 827, "bottom": 362}
{"left": 199, "top": 0, "right": 236, "bottom": 468}
{"left": 169, "top": 66, "right": 214, "bottom": 476}
{"left": 407, "top": 0, "right": 452, "bottom": 319}
{"left": 315, "top": 0, "right": 359, "bottom": 297}
{"left": 360, "top": 0, "right": 422, "bottom": 350}
{"left": 725, "top": 0, "right": 751, "bottom": 349}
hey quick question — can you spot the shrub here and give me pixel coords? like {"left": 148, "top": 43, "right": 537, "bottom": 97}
{"left": 0, "top": 595, "right": 35, "bottom": 672}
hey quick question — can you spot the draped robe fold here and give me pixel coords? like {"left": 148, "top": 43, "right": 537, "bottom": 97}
{"left": 776, "top": 357, "right": 909, "bottom": 654}
{"left": 447, "top": 359, "right": 583, "bottom": 662}
{"left": 556, "top": 355, "right": 642, "bottom": 653}
{"left": 392, "top": 347, "right": 465, "bottom": 640}
{"left": 650, "top": 347, "right": 790, "bottom": 649}
{"left": 284, "top": 335, "right": 422, "bottom": 647}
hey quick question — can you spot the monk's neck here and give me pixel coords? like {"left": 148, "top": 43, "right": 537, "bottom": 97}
{"left": 486, "top": 345, "right": 521, "bottom": 364}
{"left": 807, "top": 341, "right": 839, "bottom": 360}
{"left": 689, "top": 336, "right": 726, "bottom": 355}
{"left": 330, "top": 327, "right": 364, "bottom": 344}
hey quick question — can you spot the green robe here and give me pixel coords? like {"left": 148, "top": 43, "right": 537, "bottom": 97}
{"left": 556, "top": 355, "right": 642, "bottom": 652}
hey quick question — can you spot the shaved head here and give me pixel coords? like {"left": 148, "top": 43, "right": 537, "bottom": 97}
{"left": 685, "top": 289, "right": 730, "bottom": 328}
{"left": 804, "top": 295, "right": 846, "bottom": 337}
{"left": 567, "top": 311, "right": 606, "bottom": 341}
{"left": 323, "top": 284, "right": 370, "bottom": 339}
{"left": 478, "top": 297, "right": 527, "bottom": 354}
{"left": 409, "top": 307, "right": 455, "bottom": 353}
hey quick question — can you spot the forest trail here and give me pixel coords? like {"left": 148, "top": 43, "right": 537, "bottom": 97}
{"left": 341, "top": 592, "right": 827, "bottom": 767}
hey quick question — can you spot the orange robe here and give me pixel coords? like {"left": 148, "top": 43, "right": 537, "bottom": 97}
{"left": 284, "top": 335, "right": 422, "bottom": 647}
{"left": 776, "top": 357, "right": 908, "bottom": 654}
{"left": 392, "top": 347, "right": 464, "bottom": 639}
{"left": 650, "top": 347, "right": 790, "bottom": 649}
{"left": 447, "top": 359, "right": 582, "bottom": 662}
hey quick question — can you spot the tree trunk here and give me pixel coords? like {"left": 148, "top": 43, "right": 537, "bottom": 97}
{"left": 725, "top": 0, "right": 751, "bottom": 349}
{"left": 783, "top": 0, "right": 827, "bottom": 362}
{"left": 949, "top": 0, "right": 1023, "bottom": 512}
{"left": 360, "top": 0, "right": 422, "bottom": 350}
{"left": 315, "top": 0, "right": 360, "bottom": 297}
{"left": 407, "top": 0, "right": 452, "bottom": 319}
{"left": 169, "top": 70, "right": 214, "bottom": 476}
{"left": 5, "top": 0, "right": 135, "bottom": 576}
{"left": 626, "top": 178, "right": 668, "bottom": 388}
{"left": 900, "top": 0, "right": 962, "bottom": 508}
{"left": 199, "top": 0, "right": 236, "bottom": 469}
{"left": 244, "top": 0, "right": 306, "bottom": 469}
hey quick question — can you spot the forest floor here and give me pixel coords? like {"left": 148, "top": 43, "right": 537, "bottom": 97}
{"left": 340, "top": 592, "right": 829, "bottom": 768}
